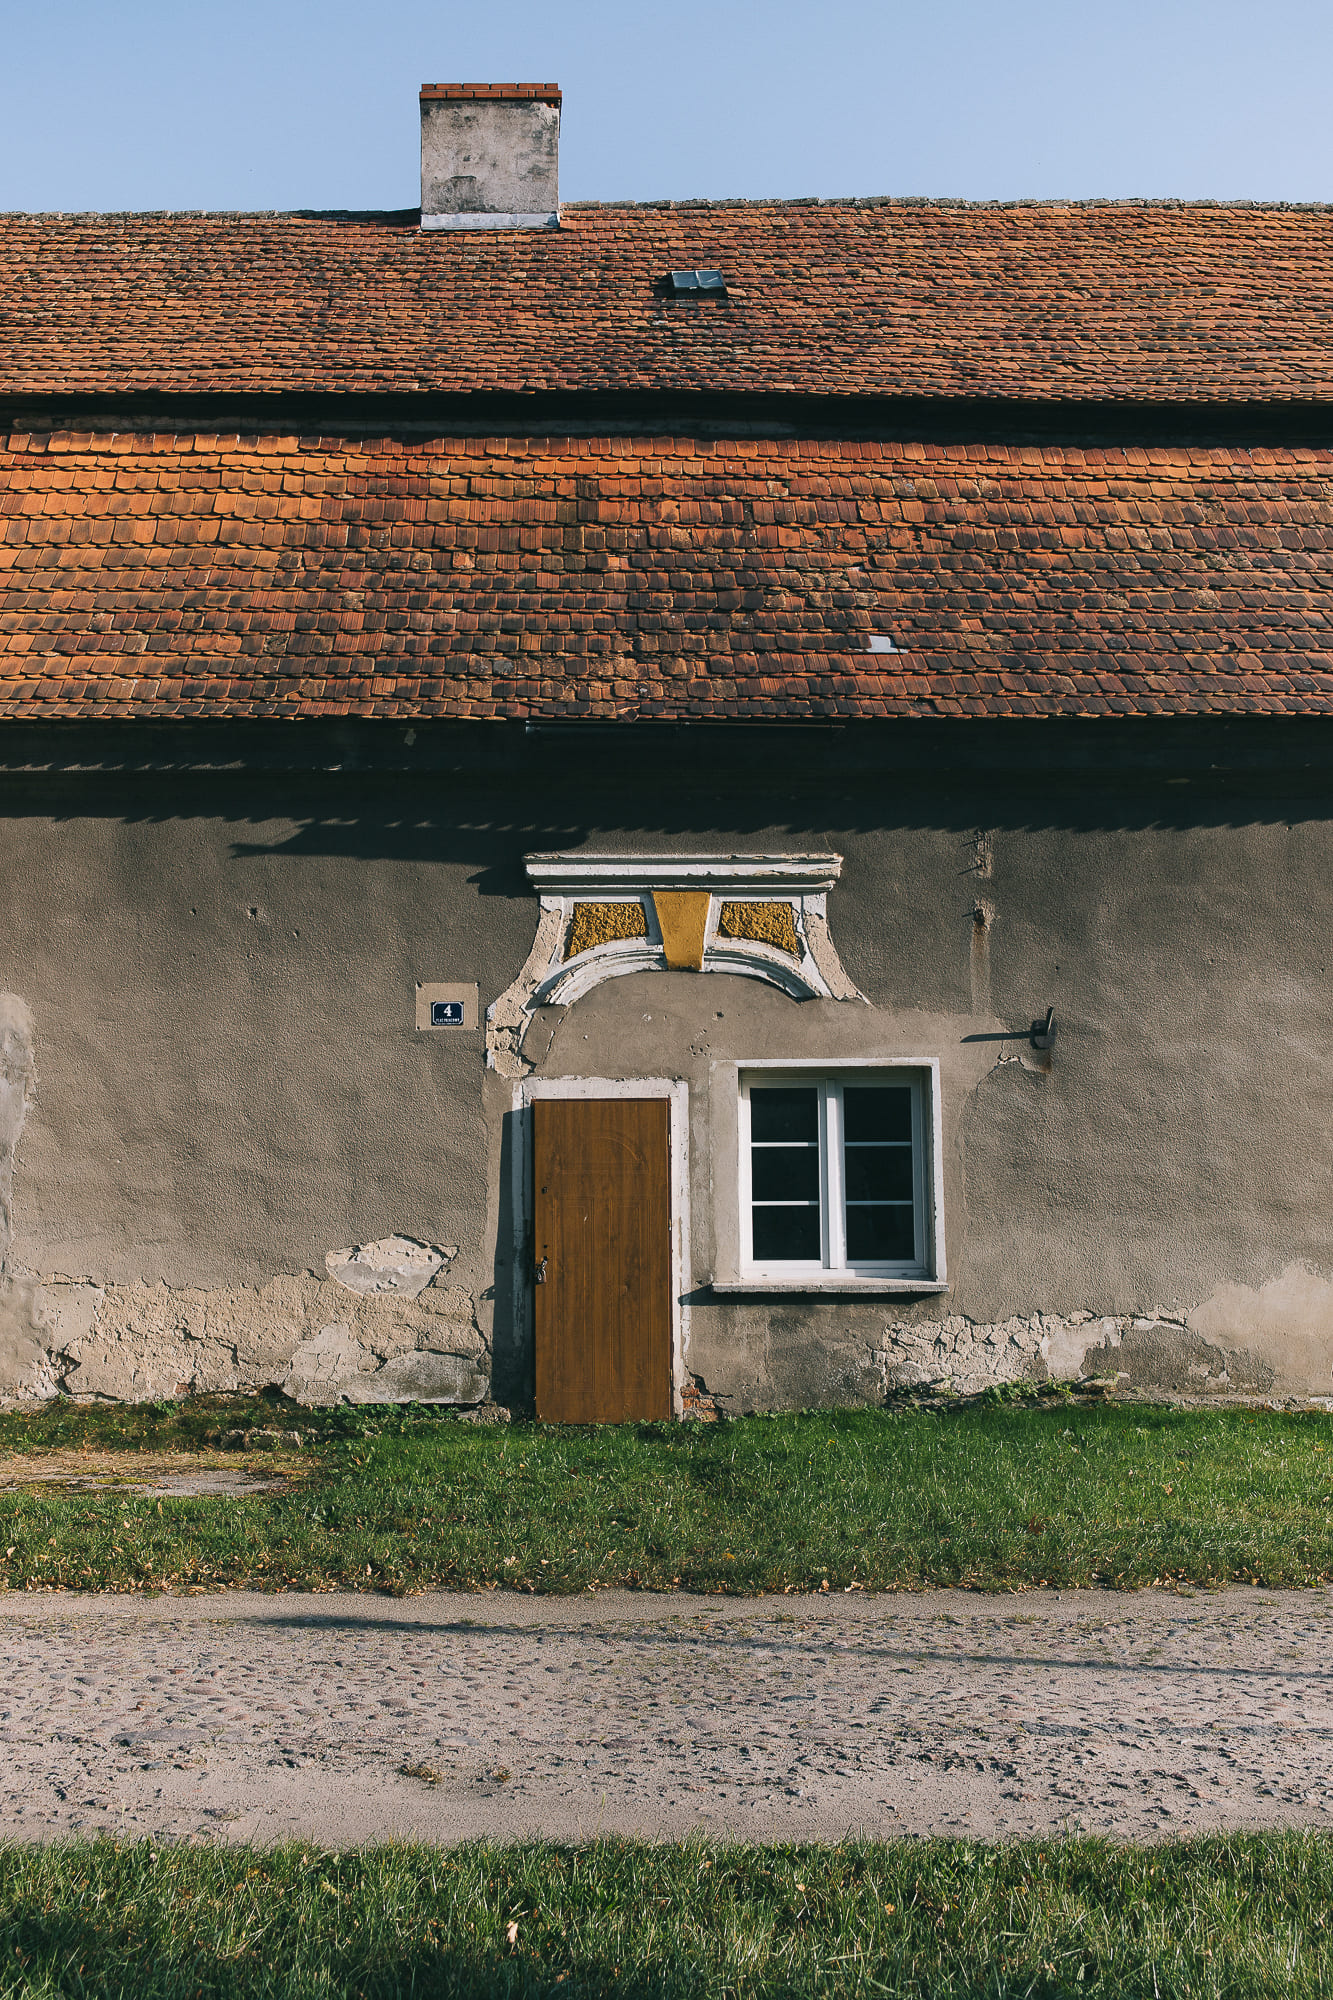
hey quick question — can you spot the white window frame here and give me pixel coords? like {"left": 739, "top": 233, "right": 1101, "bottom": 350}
{"left": 718, "top": 1058, "right": 948, "bottom": 1295}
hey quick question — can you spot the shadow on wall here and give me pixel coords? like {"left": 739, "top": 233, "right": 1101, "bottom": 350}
{"left": 224, "top": 799, "right": 1329, "bottom": 867}
{"left": 9, "top": 721, "right": 1333, "bottom": 862}
{"left": 0, "top": 995, "right": 45, "bottom": 1393}
{"left": 489, "top": 1107, "right": 529, "bottom": 1411}
{"left": 0, "top": 995, "right": 34, "bottom": 1261}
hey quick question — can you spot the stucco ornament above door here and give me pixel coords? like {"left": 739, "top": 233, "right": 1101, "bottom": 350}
{"left": 487, "top": 853, "right": 865, "bottom": 1075}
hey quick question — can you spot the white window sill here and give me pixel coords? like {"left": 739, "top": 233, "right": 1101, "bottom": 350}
{"left": 710, "top": 1278, "right": 950, "bottom": 1296}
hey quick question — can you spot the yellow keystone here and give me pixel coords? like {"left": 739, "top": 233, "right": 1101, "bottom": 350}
{"left": 652, "top": 890, "right": 710, "bottom": 970}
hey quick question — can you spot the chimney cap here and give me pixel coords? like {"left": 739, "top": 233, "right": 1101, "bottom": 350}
{"left": 420, "top": 83, "right": 562, "bottom": 105}
{"left": 420, "top": 84, "right": 562, "bottom": 231}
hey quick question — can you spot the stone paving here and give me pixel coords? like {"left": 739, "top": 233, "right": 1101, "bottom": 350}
{"left": 0, "top": 1587, "right": 1330, "bottom": 1847}
{"left": 0, "top": 1453, "right": 290, "bottom": 1498}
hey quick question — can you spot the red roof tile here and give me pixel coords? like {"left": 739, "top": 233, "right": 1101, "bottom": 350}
{"left": 2, "top": 202, "right": 1333, "bottom": 402}
{"left": 419, "top": 84, "right": 561, "bottom": 101}
{"left": 4, "top": 433, "right": 1332, "bottom": 719}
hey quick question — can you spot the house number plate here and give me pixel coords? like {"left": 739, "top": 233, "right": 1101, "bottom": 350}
{"left": 415, "top": 982, "right": 479, "bottom": 1031}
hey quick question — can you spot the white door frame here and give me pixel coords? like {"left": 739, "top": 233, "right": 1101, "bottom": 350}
{"left": 511, "top": 1076, "right": 691, "bottom": 1416}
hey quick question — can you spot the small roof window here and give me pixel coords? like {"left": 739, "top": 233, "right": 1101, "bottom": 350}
{"left": 866, "top": 635, "right": 898, "bottom": 654}
{"left": 668, "top": 268, "right": 727, "bottom": 296}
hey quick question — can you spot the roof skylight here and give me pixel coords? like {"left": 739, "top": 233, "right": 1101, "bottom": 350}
{"left": 668, "top": 269, "right": 727, "bottom": 296}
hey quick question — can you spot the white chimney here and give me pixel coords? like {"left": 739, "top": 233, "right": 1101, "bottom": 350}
{"left": 419, "top": 84, "right": 561, "bottom": 231}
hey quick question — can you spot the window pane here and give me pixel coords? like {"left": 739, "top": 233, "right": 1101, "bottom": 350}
{"left": 843, "top": 1086, "right": 911, "bottom": 1144}
{"left": 752, "top": 1204, "right": 822, "bottom": 1262}
{"left": 752, "top": 1148, "right": 820, "bottom": 1202}
{"left": 846, "top": 1204, "right": 916, "bottom": 1262}
{"left": 750, "top": 1087, "right": 818, "bottom": 1144}
{"left": 844, "top": 1146, "right": 914, "bottom": 1203}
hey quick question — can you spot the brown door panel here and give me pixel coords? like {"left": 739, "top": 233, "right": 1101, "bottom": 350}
{"left": 533, "top": 1097, "right": 672, "bottom": 1424}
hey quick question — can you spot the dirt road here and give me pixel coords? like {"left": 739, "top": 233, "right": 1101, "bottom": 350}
{"left": 1, "top": 1586, "right": 1329, "bottom": 1846}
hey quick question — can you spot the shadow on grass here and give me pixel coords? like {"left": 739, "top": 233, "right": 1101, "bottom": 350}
{"left": 4, "top": 1833, "right": 1333, "bottom": 2000}
{"left": 1, "top": 1918, "right": 688, "bottom": 2000}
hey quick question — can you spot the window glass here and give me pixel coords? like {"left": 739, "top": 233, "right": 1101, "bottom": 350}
{"left": 843, "top": 1085, "right": 911, "bottom": 1143}
{"left": 842, "top": 1085, "right": 916, "bottom": 1263}
{"left": 846, "top": 1203, "right": 915, "bottom": 1262}
{"left": 753, "top": 1148, "right": 820, "bottom": 1202}
{"left": 752, "top": 1205, "right": 821, "bottom": 1262}
{"left": 742, "top": 1072, "right": 929, "bottom": 1276}
{"left": 750, "top": 1087, "right": 818, "bottom": 1144}
{"left": 749, "top": 1085, "right": 820, "bottom": 1262}
{"left": 844, "top": 1146, "right": 914, "bottom": 1203}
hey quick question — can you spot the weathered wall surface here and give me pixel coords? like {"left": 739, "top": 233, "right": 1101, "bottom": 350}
{"left": 0, "top": 758, "right": 529, "bottom": 1406}
{"left": 420, "top": 95, "right": 560, "bottom": 222}
{"left": 15, "top": 1265, "right": 487, "bottom": 1407}
{"left": 2, "top": 720, "right": 1332, "bottom": 1409}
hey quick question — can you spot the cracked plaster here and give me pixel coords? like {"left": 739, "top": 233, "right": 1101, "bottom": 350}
{"left": 872, "top": 1307, "right": 1279, "bottom": 1400}
{"left": 1, "top": 1268, "right": 489, "bottom": 1408}
{"left": 324, "top": 1235, "right": 454, "bottom": 1298}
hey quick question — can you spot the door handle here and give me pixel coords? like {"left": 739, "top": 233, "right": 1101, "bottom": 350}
{"left": 534, "top": 1255, "right": 548, "bottom": 1285}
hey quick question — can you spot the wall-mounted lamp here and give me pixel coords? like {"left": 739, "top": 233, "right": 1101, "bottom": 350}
{"left": 1030, "top": 1007, "right": 1057, "bottom": 1051}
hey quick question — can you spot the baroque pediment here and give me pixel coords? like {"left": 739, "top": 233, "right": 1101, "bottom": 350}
{"left": 487, "top": 852, "right": 864, "bottom": 1075}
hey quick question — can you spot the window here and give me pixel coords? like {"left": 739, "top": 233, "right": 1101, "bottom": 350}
{"left": 667, "top": 268, "right": 727, "bottom": 295}
{"left": 738, "top": 1069, "right": 934, "bottom": 1280}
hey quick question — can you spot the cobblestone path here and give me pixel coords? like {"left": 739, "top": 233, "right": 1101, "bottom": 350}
{"left": 0, "top": 1587, "right": 1329, "bottom": 1846}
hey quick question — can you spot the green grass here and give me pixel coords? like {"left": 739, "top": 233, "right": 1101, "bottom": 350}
{"left": 0, "top": 1394, "right": 1331, "bottom": 1596}
{"left": 0, "top": 1833, "right": 1330, "bottom": 1997}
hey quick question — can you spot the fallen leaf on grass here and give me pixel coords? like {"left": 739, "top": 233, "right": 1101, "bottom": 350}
{"left": 506, "top": 1921, "right": 519, "bottom": 1946}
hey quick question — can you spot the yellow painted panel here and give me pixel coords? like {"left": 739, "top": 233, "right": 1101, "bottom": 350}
{"left": 565, "top": 900, "right": 648, "bottom": 961}
{"left": 652, "top": 890, "right": 710, "bottom": 970}
{"left": 717, "top": 899, "right": 800, "bottom": 958}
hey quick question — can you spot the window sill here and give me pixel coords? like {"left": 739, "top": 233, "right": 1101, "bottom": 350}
{"left": 710, "top": 1278, "right": 950, "bottom": 1296}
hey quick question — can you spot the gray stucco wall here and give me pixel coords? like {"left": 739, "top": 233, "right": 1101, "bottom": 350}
{"left": 2, "top": 719, "right": 1332, "bottom": 1409}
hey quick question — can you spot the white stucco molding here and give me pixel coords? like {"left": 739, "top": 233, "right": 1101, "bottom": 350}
{"left": 524, "top": 853, "right": 844, "bottom": 895}
{"left": 420, "top": 211, "right": 560, "bottom": 231}
{"left": 485, "top": 852, "right": 865, "bottom": 1076}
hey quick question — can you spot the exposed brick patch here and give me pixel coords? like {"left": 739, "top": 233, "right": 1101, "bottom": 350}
{"left": 680, "top": 1380, "right": 719, "bottom": 1422}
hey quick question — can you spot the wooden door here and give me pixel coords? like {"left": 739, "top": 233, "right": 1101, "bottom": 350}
{"left": 533, "top": 1097, "right": 672, "bottom": 1423}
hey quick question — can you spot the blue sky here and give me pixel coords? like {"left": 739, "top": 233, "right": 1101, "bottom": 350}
{"left": 3, "top": 0, "right": 1330, "bottom": 211}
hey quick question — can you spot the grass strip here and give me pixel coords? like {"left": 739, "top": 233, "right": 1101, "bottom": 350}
{"left": 0, "top": 1833, "right": 1330, "bottom": 1998}
{"left": 0, "top": 1396, "right": 1331, "bottom": 1595}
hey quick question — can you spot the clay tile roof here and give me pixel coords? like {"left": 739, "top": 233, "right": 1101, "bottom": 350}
{"left": 6, "top": 199, "right": 1333, "bottom": 721}
{"left": 2, "top": 200, "right": 1333, "bottom": 402}
{"left": 5, "top": 432, "right": 1333, "bottom": 720}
